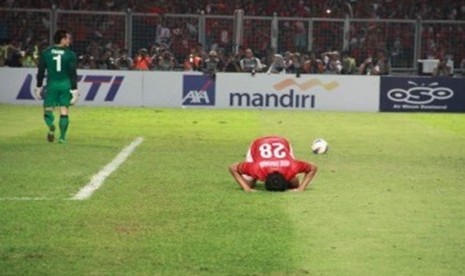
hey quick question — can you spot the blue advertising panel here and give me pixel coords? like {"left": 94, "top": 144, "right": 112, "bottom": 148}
{"left": 380, "top": 76, "right": 465, "bottom": 112}
{"left": 182, "top": 75, "right": 216, "bottom": 106}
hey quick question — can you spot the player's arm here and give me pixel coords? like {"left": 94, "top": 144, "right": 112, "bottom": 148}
{"left": 69, "top": 52, "right": 78, "bottom": 90}
{"left": 293, "top": 161, "right": 318, "bottom": 192}
{"left": 34, "top": 53, "right": 46, "bottom": 100}
{"left": 69, "top": 52, "right": 79, "bottom": 105}
{"left": 228, "top": 163, "right": 256, "bottom": 192}
{"left": 36, "top": 52, "right": 46, "bottom": 87}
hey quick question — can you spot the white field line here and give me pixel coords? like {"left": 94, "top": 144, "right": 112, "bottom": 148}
{"left": 71, "top": 137, "right": 144, "bottom": 200}
{"left": 0, "top": 197, "right": 54, "bottom": 201}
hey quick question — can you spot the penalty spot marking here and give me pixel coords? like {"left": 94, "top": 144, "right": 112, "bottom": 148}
{"left": 72, "top": 137, "right": 144, "bottom": 200}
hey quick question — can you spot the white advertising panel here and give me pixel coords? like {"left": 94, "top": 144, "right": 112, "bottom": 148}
{"left": 176, "top": 73, "right": 380, "bottom": 111}
{"left": 0, "top": 68, "right": 144, "bottom": 106}
{"left": 142, "top": 71, "right": 187, "bottom": 107}
{"left": 1, "top": 68, "right": 380, "bottom": 112}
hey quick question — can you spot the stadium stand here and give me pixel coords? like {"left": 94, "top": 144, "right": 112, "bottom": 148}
{"left": 4, "top": 0, "right": 465, "bottom": 19}
{"left": 1, "top": 0, "right": 464, "bottom": 75}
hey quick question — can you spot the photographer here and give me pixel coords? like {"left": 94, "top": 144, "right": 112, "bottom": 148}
{"left": 223, "top": 53, "right": 241, "bottom": 72}
{"left": 115, "top": 49, "right": 133, "bottom": 70}
{"left": 432, "top": 58, "right": 452, "bottom": 77}
{"left": 359, "top": 50, "right": 390, "bottom": 75}
{"left": 133, "top": 48, "right": 153, "bottom": 70}
{"left": 266, "top": 54, "right": 285, "bottom": 74}
{"left": 97, "top": 49, "right": 116, "bottom": 70}
{"left": 78, "top": 53, "right": 96, "bottom": 69}
{"left": 240, "top": 48, "right": 263, "bottom": 75}
{"left": 22, "top": 48, "right": 37, "bottom": 68}
{"left": 341, "top": 51, "right": 356, "bottom": 74}
{"left": 203, "top": 50, "right": 221, "bottom": 78}
{"left": 321, "top": 50, "right": 342, "bottom": 74}
{"left": 157, "top": 50, "right": 176, "bottom": 71}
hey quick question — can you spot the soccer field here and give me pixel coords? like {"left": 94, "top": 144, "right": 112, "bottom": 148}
{"left": 1, "top": 104, "right": 464, "bottom": 275}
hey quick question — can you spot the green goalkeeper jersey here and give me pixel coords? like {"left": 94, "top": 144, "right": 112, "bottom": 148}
{"left": 37, "top": 45, "right": 77, "bottom": 90}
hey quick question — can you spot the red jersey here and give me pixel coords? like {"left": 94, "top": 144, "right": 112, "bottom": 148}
{"left": 238, "top": 136, "right": 312, "bottom": 181}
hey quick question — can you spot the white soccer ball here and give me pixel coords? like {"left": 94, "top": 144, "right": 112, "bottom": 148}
{"left": 311, "top": 138, "right": 329, "bottom": 154}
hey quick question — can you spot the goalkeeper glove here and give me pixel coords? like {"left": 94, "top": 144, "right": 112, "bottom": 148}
{"left": 70, "top": 89, "right": 79, "bottom": 105}
{"left": 33, "top": 87, "right": 42, "bottom": 100}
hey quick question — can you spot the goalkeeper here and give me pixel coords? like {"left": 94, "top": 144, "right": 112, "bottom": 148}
{"left": 34, "top": 29, "right": 78, "bottom": 143}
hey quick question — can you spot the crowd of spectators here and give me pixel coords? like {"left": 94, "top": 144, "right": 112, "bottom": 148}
{"left": 1, "top": 0, "right": 465, "bottom": 75}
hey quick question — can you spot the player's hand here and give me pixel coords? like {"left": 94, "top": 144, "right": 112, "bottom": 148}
{"left": 33, "top": 87, "right": 42, "bottom": 100}
{"left": 70, "top": 89, "right": 79, "bottom": 105}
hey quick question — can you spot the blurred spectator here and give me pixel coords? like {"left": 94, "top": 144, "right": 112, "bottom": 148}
{"left": 0, "top": 44, "right": 6, "bottom": 66}
{"left": 183, "top": 49, "right": 202, "bottom": 71}
{"left": 115, "top": 49, "right": 133, "bottom": 70}
{"left": 432, "top": 58, "right": 452, "bottom": 77}
{"left": 5, "top": 40, "right": 22, "bottom": 67}
{"left": 203, "top": 50, "right": 221, "bottom": 77}
{"left": 461, "top": 59, "right": 465, "bottom": 76}
{"left": 303, "top": 52, "right": 324, "bottom": 74}
{"left": 236, "top": 46, "right": 246, "bottom": 61}
{"left": 284, "top": 52, "right": 304, "bottom": 77}
{"left": 294, "top": 20, "right": 306, "bottom": 53}
{"left": 133, "top": 48, "right": 153, "bottom": 70}
{"left": 341, "top": 51, "right": 356, "bottom": 74}
{"left": 359, "top": 54, "right": 375, "bottom": 75}
{"left": 213, "top": 49, "right": 227, "bottom": 71}
{"left": 292, "top": 52, "right": 304, "bottom": 77}
{"left": 222, "top": 52, "right": 241, "bottom": 72}
{"left": 97, "top": 49, "right": 116, "bottom": 70}
{"left": 240, "top": 48, "right": 263, "bottom": 73}
{"left": 78, "top": 53, "right": 97, "bottom": 69}
{"left": 157, "top": 50, "right": 177, "bottom": 70}
{"left": 22, "top": 48, "right": 37, "bottom": 67}
{"left": 149, "top": 45, "right": 161, "bottom": 62}
{"left": 261, "top": 49, "right": 275, "bottom": 70}
{"left": 86, "top": 41, "right": 103, "bottom": 62}
{"left": 155, "top": 18, "right": 171, "bottom": 49}
{"left": 359, "top": 50, "right": 390, "bottom": 75}
{"left": 321, "top": 50, "right": 342, "bottom": 74}
{"left": 372, "top": 49, "right": 390, "bottom": 75}
{"left": 266, "top": 54, "right": 284, "bottom": 74}
{"left": 283, "top": 51, "right": 296, "bottom": 73}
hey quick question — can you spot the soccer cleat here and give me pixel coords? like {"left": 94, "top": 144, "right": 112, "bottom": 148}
{"left": 47, "top": 131, "right": 55, "bottom": 142}
{"left": 47, "top": 126, "right": 55, "bottom": 143}
{"left": 58, "top": 138, "right": 66, "bottom": 144}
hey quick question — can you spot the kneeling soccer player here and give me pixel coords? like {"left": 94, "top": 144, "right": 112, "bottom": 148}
{"left": 229, "top": 136, "right": 318, "bottom": 192}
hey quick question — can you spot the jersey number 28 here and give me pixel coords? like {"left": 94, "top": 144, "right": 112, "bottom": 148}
{"left": 258, "top": 143, "right": 287, "bottom": 158}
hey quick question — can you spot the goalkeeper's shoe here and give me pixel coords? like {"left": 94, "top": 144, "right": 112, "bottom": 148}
{"left": 47, "top": 125, "right": 55, "bottom": 143}
{"left": 59, "top": 138, "right": 66, "bottom": 144}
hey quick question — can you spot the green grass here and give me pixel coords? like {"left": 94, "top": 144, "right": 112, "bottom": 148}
{"left": 0, "top": 104, "right": 464, "bottom": 275}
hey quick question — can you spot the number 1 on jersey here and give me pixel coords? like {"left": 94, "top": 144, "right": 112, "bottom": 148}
{"left": 53, "top": 55, "right": 62, "bottom": 72}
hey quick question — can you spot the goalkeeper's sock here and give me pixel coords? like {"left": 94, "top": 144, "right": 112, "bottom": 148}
{"left": 44, "top": 110, "right": 55, "bottom": 131}
{"left": 59, "top": 115, "right": 69, "bottom": 141}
